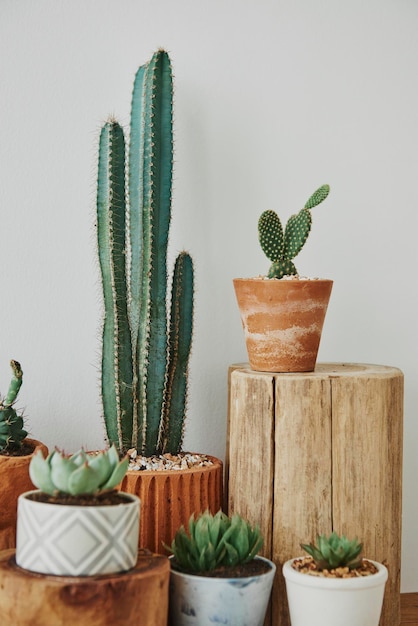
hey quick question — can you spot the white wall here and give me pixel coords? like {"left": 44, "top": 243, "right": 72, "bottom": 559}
{"left": 1, "top": 0, "right": 417, "bottom": 590}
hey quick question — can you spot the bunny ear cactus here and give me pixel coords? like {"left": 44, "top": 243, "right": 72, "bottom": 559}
{"left": 0, "top": 360, "right": 28, "bottom": 451}
{"left": 258, "top": 184, "right": 330, "bottom": 279}
{"left": 97, "top": 49, "right": 194, "bottom": 457}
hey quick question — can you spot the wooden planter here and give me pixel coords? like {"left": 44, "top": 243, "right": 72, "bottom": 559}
{"left": 120, "top": 455, "right": 223, "bottom": 554}
{"left": 0, "top": 548, "right": 169, "bottom": 625}
{"left": 226, "top": 363, "right": 403, "bottom": 626}
{"left": 0, "top": 438, "right": 48, "bottom": 550}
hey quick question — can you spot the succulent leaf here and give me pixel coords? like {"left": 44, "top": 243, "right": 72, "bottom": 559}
{"left": 68, "top": 464, "right": 102, "bottom": 496}
{"left": 29, "top": 446, "right": 129, "bottom": 497}
{"left": 29, "top": 450, "right": 56, "bottom": 495}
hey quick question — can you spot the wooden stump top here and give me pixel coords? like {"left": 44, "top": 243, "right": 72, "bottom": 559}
{"left": 0, "top": 549, "right": 170, "bottom": 626}
{"left": 230, "top": 361, "right": 403, "bottom": 379}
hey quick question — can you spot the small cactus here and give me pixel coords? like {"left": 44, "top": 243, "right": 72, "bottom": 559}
{"left": 258, "top": 184, "right": 330, "bottom": 279}
{"left": 29, "top": 444, "right": 129, "bottom": 497}
{"left": 0, "top": 360, "right": 27, "bottom": 451}
{"left": 301, "top": 532, "right": 363, "bottom": 571}
{"left": 167, "top": 510, "right": 264, "bottom": 573}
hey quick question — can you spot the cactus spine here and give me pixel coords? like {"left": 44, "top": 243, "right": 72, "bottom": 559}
{"left": 0, "top": 360, "right": 27, "bottom": 451}
{"left": 96, "top": 50, "right": 194, "bottom": 456}
{"left": 258, "top": 184, "right": 330, "bottom": 279}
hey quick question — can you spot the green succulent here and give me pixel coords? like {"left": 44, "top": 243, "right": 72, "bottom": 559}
{"left": 167, "top": 510, "right": 264, "bottom": 573}
{"left": 301, "top": 532, "right": 363, "bottom": 571}
{"left": 258, "top": 184, "right": 330, "bottom": 279}
{"left": 0, "top": 360, "right": 27, "bottom": 451}
{"left": 29, "top": 444, "right": 129, "bottom": 496}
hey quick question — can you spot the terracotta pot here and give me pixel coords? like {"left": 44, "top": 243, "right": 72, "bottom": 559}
{"left": 233, "top": 277, "right": 333, "bottom": 372}
{"left": 120, "top": 455, "right": 223, "bottom": 554}
{"left": 16, "top": 490, "right": 140, "bottom": 576}
{"left": 0, "top": 438, "right": 48, "bottom": 550}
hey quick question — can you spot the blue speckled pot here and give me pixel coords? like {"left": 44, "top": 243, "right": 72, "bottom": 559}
{"left": 168, "top": 555, "right": 276, "bottom": 626}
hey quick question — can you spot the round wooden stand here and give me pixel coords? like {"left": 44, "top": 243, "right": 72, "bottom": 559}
{"left": 0, "top": 548, "right": 169, "bottom": 625}
{"left": 227, "top": 363, "right": 403, "bottom": 626}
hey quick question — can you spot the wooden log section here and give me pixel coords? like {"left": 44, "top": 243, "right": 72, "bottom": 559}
{"left": 226, "top": 363, "right": 404, "bottom": 626}
{"left": 0, "top": 549, "right": 169, "bottom": 626}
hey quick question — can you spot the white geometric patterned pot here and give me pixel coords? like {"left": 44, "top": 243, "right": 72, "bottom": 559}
{"left": 169, "top": 555, "right": 276, "bottom": 626}
{"left": 283, "top": 558, "right": 388, "bottom": 626}
{"left": 15, "top": 490, "right": 140, "bottom": 576}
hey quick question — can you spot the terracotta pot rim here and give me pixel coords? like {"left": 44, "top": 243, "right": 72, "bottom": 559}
{"left": 233, "top": 277, "right": 333, "bottom": 283}
{"left": 0, "top": 438, "right": 46, "bottom": 460}
{"left": 126, "top": 453, "right": 222, "bottom": 477}
{"left": 169, "top": 555, "right": 276, "bottom": 581}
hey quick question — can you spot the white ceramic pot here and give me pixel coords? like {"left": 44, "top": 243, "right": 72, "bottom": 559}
{"left": 283, "top": 557, "right": 388, "bottom": 626}
{"left": 16, "top": 490, "right": 140, "bottom": 576}
{"left": 169, "top": 555, "right": 276, "bottom": 626}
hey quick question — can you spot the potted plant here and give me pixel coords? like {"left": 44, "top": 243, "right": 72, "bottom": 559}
{"left": 233, "top": 184, "right": 333, "bottom": 372}
{"left": 7, "top": 445, "right": 169, "bottom": 625}
{"left": 0, "top": 359, "right": 48, "bottom": 549}
{"left": 282, "top": 532, "right": 388, "bottom": 626}
{"left": 16, "top": 444, "right": 136, "bottom": 576}
{"left": 96, "top": 48, "right": 222, "bottom": 554}
{"left": 167, "top": 510, "right": 276, "bottom": 626}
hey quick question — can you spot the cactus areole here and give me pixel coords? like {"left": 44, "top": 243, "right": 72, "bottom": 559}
{"left": 96, "top": 50, "right": 194, "bottom": 457}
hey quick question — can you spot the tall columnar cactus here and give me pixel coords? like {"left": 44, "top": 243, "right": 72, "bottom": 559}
{"left": 0, "top": 360, "right": 28, "bottom": 451}
{"left": 258, "top": 184, "right": 330, "bottom": 279}
{"left": 97, "top": 50, "right": 194, "bottom": 457}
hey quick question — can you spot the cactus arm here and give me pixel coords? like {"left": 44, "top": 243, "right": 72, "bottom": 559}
{"left": 97, "top": 121, "right": 133, "bottom": 451}
{"left": 128, "top": 62, "right": 147, "bottom": 342}
{"left": 4, "top": 360, "right": 23, "bottom": 406}
{"left": 304, "top": 184, "right": 330, "bottom": 209}
{"left": 129, "top": 50, "right": 174, "bottom": 455}
{"left": 160, "top": 252, "right": 194, "bottom": 454}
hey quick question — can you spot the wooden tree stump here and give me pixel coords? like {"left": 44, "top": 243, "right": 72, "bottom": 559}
{"left": 226, "top": 363, "right": 403, "bottom": 626}
{"left": 0, "top": 548, "right": 169, "bottom": 625}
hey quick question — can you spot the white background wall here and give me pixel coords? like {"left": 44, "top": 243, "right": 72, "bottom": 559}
{"left": 1, "top": 0, "right": 417, "bottom": 590}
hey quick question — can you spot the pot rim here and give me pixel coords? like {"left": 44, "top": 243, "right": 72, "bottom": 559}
{"left": 169, "top": 554, "right": 276, "bottom": 581}
{"left": 233, "top": 277, "right": 333, "bottom": 283}
{"left": 18, "top": 489, "right": 141, "bottom": 509}
{"left": 283, "top": 557, "right": 388, "bottom": 590}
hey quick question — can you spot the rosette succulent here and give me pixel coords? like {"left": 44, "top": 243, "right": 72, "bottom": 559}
{"left": 167, "top": 510, "right": 264, "bottom": 573}
{"left": 29, "top": 444, "right": 129, "bottom": 496}
{"left": 301, "top": 532, "right": 363, "bottom": 571}
{"left": 0, "top": 360, "right": 27, "bottom": 451}
{"left": 258, "top": 184, "right": 330, "bottom": 279}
